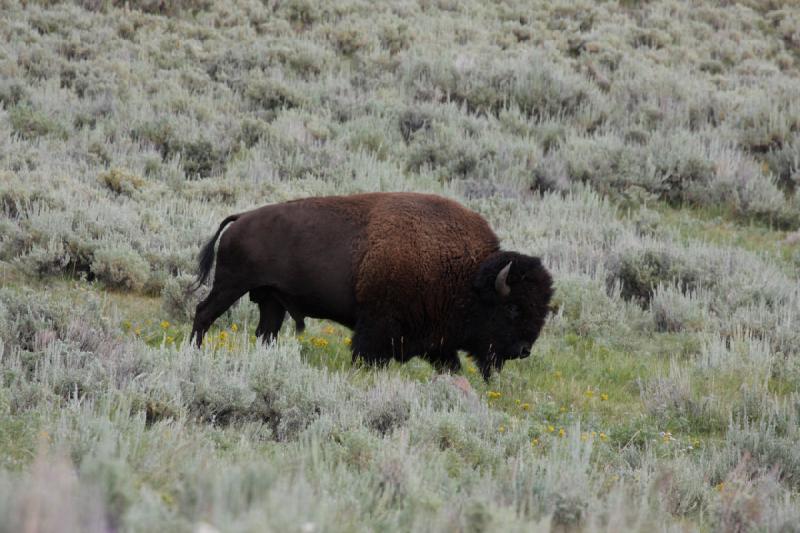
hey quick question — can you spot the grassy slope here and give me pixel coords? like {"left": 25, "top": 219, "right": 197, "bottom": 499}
{"left": 1, "top": 0, "right": 800, "bottom": 531}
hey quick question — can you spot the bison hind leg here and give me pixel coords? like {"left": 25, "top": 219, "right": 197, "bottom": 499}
{"left": 191, "top": 286, "right": 248, "bottom": 347}
{"left": 350, "top": 319, "right": 394, "bottom": 367}
{"left": 294, "top": 316, "right": 306, "bottom": 334}
{"left": 250, "top": 287, "right": 287, "bottom": 343}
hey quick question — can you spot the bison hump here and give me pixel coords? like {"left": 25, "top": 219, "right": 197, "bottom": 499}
{"left": 355, "top": 194, "right": 498, "bottom": 329}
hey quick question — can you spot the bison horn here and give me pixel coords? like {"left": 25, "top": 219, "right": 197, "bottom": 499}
{"left": 495, "top": 261, "right": 512, "bottom": 297}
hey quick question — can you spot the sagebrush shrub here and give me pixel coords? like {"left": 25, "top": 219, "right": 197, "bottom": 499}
{"left": 649, "top": 284, "right": 712, "bottom": 333}
{"left": 74, "top": 0, "right": 213, "bottom": 16}
{"left": 17, "top": 239, "right": 74, "bottom": 279}
{"left": 8, "top": 104, "right": 67, "bottom": 140}
{"left": 607, "top": 247, "right": 701, "bottom": 304}
{"left": 244, "top": 75, "right": 308, "bottom": 114}
{"left": 0, "top": 288, "right": 66, "bottom": 353}
{"left": 160, "top": 273, "right": 197, "bottom": 322}
{"left": 0, "top": 287, "right": 108, "bottom": 355}
{"left": 90, "top": 245, "right": 150, "bottom": 291}
{"left": 364, "top": 383, "right": 412, "bottom": 436}
{"left": 97, "top": 168, "right": 143, "bottom": 196}
{"left": 0, "top": 79, "right": 28, "bottom": 107}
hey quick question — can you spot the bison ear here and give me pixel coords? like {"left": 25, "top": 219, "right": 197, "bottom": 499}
{"left": 495, "top": 261, "right": 512, "bottom": 297}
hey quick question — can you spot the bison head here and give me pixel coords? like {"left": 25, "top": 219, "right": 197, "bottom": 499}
{"left": 464, "top": 251, "right": 553, "bottom": 379}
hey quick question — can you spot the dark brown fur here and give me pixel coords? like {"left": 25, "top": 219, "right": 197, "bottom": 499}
{"left": 191, "top": 192, "right": 553, "bottom": 379}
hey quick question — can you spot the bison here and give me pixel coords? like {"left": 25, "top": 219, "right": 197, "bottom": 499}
{"left": 191, "top": 192, "right": 552, "bottom": 379}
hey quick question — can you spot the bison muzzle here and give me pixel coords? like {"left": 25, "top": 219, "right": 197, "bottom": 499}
{"left": 190, "top": 192, "right": 553, "bottom": 379}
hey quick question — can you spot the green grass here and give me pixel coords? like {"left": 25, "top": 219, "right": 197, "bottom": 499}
{"left": 654, "top": 205, "right": 799, "bottom": 268}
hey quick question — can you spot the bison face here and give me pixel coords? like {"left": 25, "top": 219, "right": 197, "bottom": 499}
{"left": 465, "top": 252, "right": 553, "bottom": 380}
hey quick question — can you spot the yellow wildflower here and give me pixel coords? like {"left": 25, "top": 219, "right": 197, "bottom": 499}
{"left": 122, "top": 320, "right": 132, "bottom": 331}
{"left": 134, "top": 327, "right": 141, "bottom": 336}
{"left": 558, "top": 428, "right": 566, "bottom": 438}
{"left": 560, "top": 406, "right": 567, "bottom": 413}
{"left": 231, "top": 323, "right": 238, "bottom": 332}
{"left": 547, "top": 425, "right": 555, "bottom": 433}
{"left": 600, "top": 393, "right": 609, "bottom": 401}
{"left": 487, "top": 391, "right": 502, "bottom": 400}
{"left": 584, "top": 389, "right": 594, "bottom": 399}
{"left": 531, "top": 438, "right": 540, "bottom": 446}
{"left": 498, "top": 425, "right": 506, "bottom": 433}
{"left": 311, "top": 337, "right": 329, "bottom": 348}
{"left": 520, "top": 402, "right": 531, "bottom": 411}
{"left": 343, "top": 337, "right": 352, "bottom": 346}
{"left": 166, "top": 336, "right": 174, "bottom": 344}
{"left": 599, "top": 432, "right": 608, "bottom": 441}
{"left": 580, "top": 432, "right": 588, "bottom": 442}
{"left": 323, "top": 325, "right": 335, "bottom": 335}
{"left": 218, "top": 331, "right": 228, "bottom": 342}
{"left": 160, "top": 320, "right": 170, "bottom": 330}
{"left": 553, "top": 371, "right": 563, "bottom": 380}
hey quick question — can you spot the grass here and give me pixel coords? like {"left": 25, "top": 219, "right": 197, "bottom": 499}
{"left": 2, "top": 0, "right": 800, "bottom": 530}
{"left": 653, "top": 205, "right": 799, "bottom": 265}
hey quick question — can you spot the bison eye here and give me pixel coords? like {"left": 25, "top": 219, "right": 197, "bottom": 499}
{"left": 507, "top": 304, "right": 519, "bottom": 319}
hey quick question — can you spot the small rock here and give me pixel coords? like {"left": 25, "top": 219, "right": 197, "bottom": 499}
{"left": 783, "top": 231, "right": 800, "bottom": 246}
{"left": 432, "top": 374, "right": 475, "bottom": 397}
{"left": 194, "top": 522, "right": 220, "bottom": 533}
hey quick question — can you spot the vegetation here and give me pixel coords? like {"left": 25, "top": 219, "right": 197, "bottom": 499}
{"left": 1, "top": 0, "right": 799, "bottom": 531}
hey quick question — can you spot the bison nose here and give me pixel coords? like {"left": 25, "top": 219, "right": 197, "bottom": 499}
{"left": 516, "top": 342, "right": 533, "bottom": 357}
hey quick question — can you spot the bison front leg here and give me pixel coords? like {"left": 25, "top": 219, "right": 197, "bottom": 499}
{"left": 350, "top": 339, "right": 391, "bottom": 367}
{"left": 430, "top": 351, "right": 462, "bottom": 374}
{"left": 477, "top": 355, "right": 504, "bottom": 381}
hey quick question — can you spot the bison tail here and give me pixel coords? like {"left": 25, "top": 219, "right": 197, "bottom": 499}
{"left": 192, "top": 214, "right": 240, "bottom": 291}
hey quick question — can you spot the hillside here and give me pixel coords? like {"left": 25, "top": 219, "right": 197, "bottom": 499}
{"left": 1, "top": 0, "right": 799, "bottom": 531}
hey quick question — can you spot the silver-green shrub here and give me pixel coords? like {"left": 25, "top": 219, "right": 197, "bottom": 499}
{"left": 90, "top": 245, "right": 150, "bottom": 292}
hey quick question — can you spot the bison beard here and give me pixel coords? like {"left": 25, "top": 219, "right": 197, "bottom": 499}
{"left": 190, "top": 192, "right": 553, "bottom": 380}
